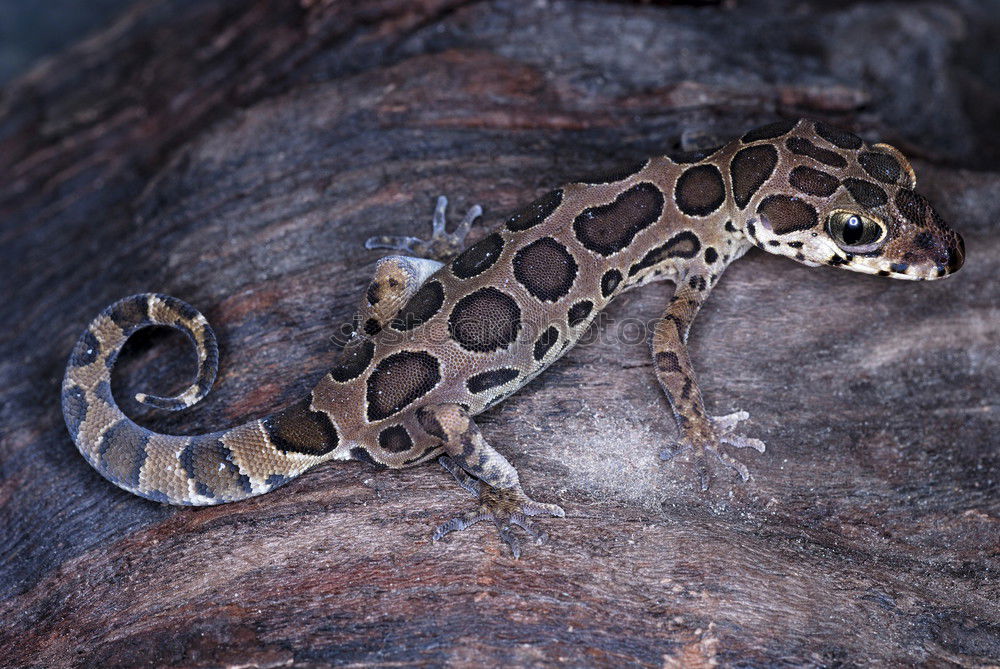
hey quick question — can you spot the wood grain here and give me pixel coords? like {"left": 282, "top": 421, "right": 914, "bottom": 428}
{"left": 1, "top": 0, "right": 998, "bottom": 665}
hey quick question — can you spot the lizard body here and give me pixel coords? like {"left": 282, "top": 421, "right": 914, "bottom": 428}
{"left": 63, "top": 119, "right": 964, "bottom": 555}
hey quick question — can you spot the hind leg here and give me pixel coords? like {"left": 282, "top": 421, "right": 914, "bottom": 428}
{"left": 365, "top": 195, "right": 482, "bottom": 262}
{"left": 344, "top": 255, "right": 443, "bottom": 345}
{"left": 414, "top": 403, "right": 564, "bottom": 559}
{"left": 344, "top": 196, "right": 482, "bottom": 346}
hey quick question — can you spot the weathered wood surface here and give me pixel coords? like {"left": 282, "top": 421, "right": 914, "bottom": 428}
{"left": 1, "top": 0, "right": 998, "bottom": 666}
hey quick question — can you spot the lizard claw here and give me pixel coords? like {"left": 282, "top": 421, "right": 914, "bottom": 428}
{"left": 660, "top": 410, "right": 765, "bottom": 490}
{"left": 434, "top": 457, "right": 564, "bottom": 558}
{"left": 715, "top": 410, "right": 766, "bottom": 456}
{"left": 365, "top": 195, "right": 482, "bottom": 262}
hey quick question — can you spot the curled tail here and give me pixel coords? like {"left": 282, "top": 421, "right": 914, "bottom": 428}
{"left": 62, "top": 294, "right": 342, "bottom": 506}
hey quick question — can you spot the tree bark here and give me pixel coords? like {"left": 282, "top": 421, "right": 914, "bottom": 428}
{"left": 1, "top": 0, "right": 998, "bottom": 665}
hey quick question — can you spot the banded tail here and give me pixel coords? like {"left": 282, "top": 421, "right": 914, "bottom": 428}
{"left": 62, "top": 294, "right": 340, "bottom": 505}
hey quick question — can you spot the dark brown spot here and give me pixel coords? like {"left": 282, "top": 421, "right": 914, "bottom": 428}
{"left": 704, "top": 247, "right": 718, "bottom": 264}
{"left": 263, "top": 398, "right": 339, "bottom": 455}
{"left": 331, "top": 339, "right": 375, "bottom": 383}
{"left": 366, "top": 351, "right": 441, "bottom": 421}
{"left": 350, "top": 447, "right": 381, "bottom": 467}
{"left": 567, "top": 300, "right": 593, "bottom": 327}
{"left": 843, "top": 178, "right": 888, "bottom": 209}
{"left": 415, "top": 407, "right": 447, "bottom": 440}
{"left": 628, "top": 231, "right": 702, "bottom": 277}
{"left": 448, "top": 287, "right": 521, "bottom": 352}
{"left": 601, "top": 269, "right": 623, "bottom": 297}
{"left": 378, "top": 425, "right": 414, "bottom": 453}
{"left": 98, "top": 421, "right": 149, "bottom": 488}
{"left": 757, "top": 195, "right": 819, "bottom": 234}
{"left": 665, "top": 231, "right": 701, "bottom": 258}
{"left": 730, "top": 144, "right": 778, "bottom": 209}
{"left": 786, "top": 137, "right": 848, "bottom": 168}
{"left": 788, "top": 165, "right": 840, "bottom": 197}
{"left": 655, "top": 351, "right": 681, "bottom": 373}
{"left": 572, "top": 182, "right": 665, "bottom": 256}
{"left": 390, "top": 280, "right": 445, "bottom": 331}
{"left": 180, "top": 437, "right": 252, "bottom": 500}
{"left": 858, "top": 151, "right": 901, "bottom": 184}
{"left": 674, "top": 164, "right": 725, "bottom": 216}
{"left": 364, "top": 318, "right": 381, "bottom": 336}
{"left": 62, "top": 385, "right": 88, "bottom": 436}
{"left": 109, "top": 295, "right": 149, "bottom": 329}
{"left": 680, "top": 378, "right": 693, "bottom": 399}
{"left": 506, "top": 189, "right": 564, "bottom": 232}
{"left": 467, "top": 368, "right": 520, "bottom": 394}
{"left": 742, "top": 119, "right": 798, "bottom": 143}
{"left": 894, "top": 188, "right": 927, "bottom": 225}
{"left": 532, "top": 327, "right": 559, "bottom": 361}
{"left": 451, "top": 232, "right": 504, "bottom": 279}
{"left": 70, "top": 330, "right": 101, "bottom": 367}
{"left": 814, "top": 121, "right": 862, "bottom": 149}
{"left": 170, "top": 297, "right": 199, "bottom": 322}
{"left": 513, "top": 237, "right": 578, "bottom": 302}
{"left": 366, "top": 282, "right": 380, "bottom": 306}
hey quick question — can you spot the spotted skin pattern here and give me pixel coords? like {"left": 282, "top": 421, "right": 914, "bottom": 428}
{"left": 63, "top": 119, "right": 965, "bottom": 556}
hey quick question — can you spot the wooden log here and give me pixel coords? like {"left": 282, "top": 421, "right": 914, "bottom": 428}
{"left": 1, "top": 1, "right": 997, "bottom": 665}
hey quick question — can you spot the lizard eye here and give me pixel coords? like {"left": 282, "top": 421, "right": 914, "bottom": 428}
{"left": 827, "top": 211, "right": 884, "bottom": 248}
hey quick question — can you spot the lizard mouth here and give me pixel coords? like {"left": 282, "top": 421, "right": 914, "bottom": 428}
{"left": 922, "top": 233, "right": 965, "bottom": 279}
{"left": 877, "top": 231, "right": 965, "bottom": 281}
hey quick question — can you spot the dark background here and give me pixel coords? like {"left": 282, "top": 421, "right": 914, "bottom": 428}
{"left": 0, "top": 1, "right": 133, "bottom": 85}
{"left": 1, "top": 1, "right": 998, "bottom": 666}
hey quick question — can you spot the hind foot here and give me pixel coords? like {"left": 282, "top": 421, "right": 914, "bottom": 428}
{"left": 433, "top": 456, "right": 565, "bottom": 559}
{"left": 660, "top": 410, "right": 766, "bottom": 491}
{"left": 365, "top": 195, "right": 482, "bottom": 262}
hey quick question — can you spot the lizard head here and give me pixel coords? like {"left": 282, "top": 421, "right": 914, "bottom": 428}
{"left": 741, "top": 119, "right": 964, "bottom": 280}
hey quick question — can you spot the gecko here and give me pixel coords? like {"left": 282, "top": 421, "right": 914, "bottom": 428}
{"left": 63, "top": 118, "right": 965, "bottom": 557}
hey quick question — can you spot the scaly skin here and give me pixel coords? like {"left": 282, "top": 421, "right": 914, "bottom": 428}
{"left": 63, "top": 119, "right": 965, "bottom": 556}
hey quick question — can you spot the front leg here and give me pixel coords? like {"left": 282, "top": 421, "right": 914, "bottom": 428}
{"left": 414, "top": 404, "right": 564, "bottom": 558}
{"left": 652, "top": 277, "right": 765, "bottom": 489}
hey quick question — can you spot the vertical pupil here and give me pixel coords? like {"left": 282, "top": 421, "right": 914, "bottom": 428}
{"left": 843, "top": 215, "right": 864, "bottom": 244}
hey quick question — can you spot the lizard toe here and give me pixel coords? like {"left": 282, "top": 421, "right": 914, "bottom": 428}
{"left": 365, "top": 195, "right": 483, "bottom": 261}
{"left": 719, "top": 434, "right": 766, "bottom": 453}
{"left": 710, "top": 410, "right": 751, "bottom": 435}
{"left": 433, "top": 484, "right": 563, "bottom": 558}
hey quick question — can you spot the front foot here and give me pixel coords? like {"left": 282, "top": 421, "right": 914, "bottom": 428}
{"left": 660, "top": 410, "right": 766, "bottom": 491}
{"left": 365, "top": 195, "right": 482, "bottom": 262}
{"left": 433, "top": 456, "right": 565, "bottom": 558}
